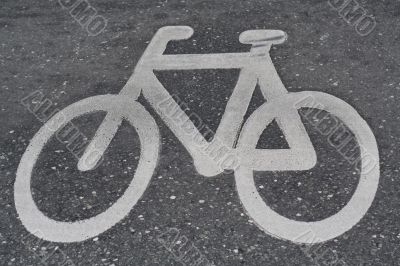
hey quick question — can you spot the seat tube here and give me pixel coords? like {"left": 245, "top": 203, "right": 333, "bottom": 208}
{"left": 249, "top": 44, "right": 288, "bottom": 100}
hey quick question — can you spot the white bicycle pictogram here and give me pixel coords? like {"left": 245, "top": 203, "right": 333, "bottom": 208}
{"left": 15, "top": 26, "right": 380, "bottom": 244}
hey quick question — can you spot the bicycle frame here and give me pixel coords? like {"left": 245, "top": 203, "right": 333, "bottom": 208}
{"left": 78, "top": 26, "right": 317, "bottom": 176}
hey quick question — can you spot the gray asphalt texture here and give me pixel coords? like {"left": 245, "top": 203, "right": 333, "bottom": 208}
{"left": 1, "top": 0, "right": 400, "bottom": 265}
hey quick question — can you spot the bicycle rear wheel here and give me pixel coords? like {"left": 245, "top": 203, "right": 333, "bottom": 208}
{"left": 15, "top": 95, "right": 159, "bottom": 242}
{"left": 235, "top": 91, "right": 379, "bottom": 243}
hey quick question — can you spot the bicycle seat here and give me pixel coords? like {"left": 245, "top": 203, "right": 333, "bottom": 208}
{"left": 156, "top": 26, "right": 194, "bottom": 41}
{"left": 239, "top": 30, "right": 287, "bottom": 45}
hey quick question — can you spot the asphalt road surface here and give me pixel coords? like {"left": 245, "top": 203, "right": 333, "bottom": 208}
{"left": 1, "top": 0, "right": 400, "bottom": 265}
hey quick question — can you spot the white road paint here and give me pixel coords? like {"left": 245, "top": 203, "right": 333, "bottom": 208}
{"left": 236, "top": 91, "right": 379, "bottom": 243}
{"left": 15, "top": 26, "right": 380, "bottom": 243}
{"left": 15, "top": 96, "right": 159, "bottom": 242}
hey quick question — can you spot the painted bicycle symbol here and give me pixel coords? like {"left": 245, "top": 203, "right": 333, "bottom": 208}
{"left": 15, "top": 26, "right": 380, "bottom": 244}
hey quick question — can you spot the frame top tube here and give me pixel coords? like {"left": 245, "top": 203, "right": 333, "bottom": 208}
{"left": 145, "top": 53, "right": 270, "bottom": 70}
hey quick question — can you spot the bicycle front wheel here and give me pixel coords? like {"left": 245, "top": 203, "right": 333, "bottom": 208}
{"left": 235, "top": 91, "right": 379, "bottom": 244}
{"left": 15, "top": 95, "right": 160, "bottom": 243}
